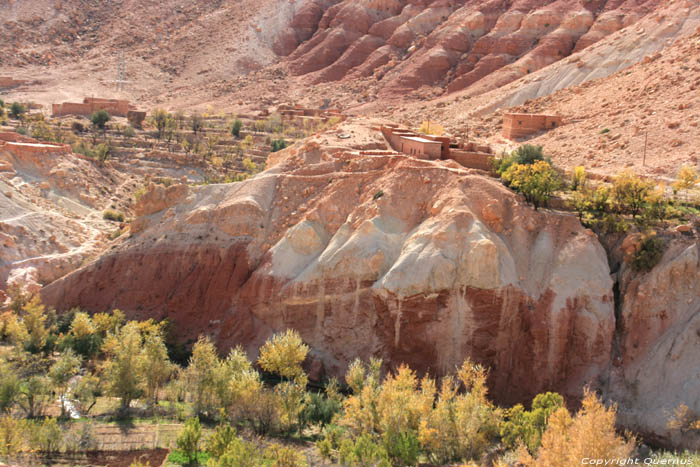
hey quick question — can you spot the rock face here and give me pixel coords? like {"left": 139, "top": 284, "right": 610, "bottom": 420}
{"left": 0, "top": 139, "right": 118, "bottom": 290}
{"left": 608, "top": 240, "right": 700, "bottom": 449}
{"left": 42, "top": 145, "right": 615, "bottom": 404}
{"left": 280, "top": 0, "right": 662, "bottom": 95}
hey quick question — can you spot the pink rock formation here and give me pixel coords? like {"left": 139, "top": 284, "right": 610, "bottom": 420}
{"left": 279, "top": 0, "right": 662, "bottom": 96}
{"left": 41, "top": 146, "right": 615, "bottom": 405}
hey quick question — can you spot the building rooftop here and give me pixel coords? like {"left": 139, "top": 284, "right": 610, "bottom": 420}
{"left": 400, "top": 136, "right": 442, "bottom": 144}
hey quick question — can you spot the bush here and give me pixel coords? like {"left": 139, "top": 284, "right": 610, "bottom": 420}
{"left": 30, "top": 417, "right": 62, "bottom": 454}
{"left": 632, "top": 233, "right": 666, "bottom": 272}
{"left": 264, "top": 443, "right": 308, "bottom": 467}
{"left": 176, "top": 417, "right": 202, "bottom": 464}
{"left": 71, "top": 121, "right": 85, "bottom": 133}
{"left": 90, "top": 110, "right": 111, "bottom": 130}
{"left": 9, "top": 102, "right": 26, "bottom": 119}
{"left": 570, "top": 166, "right": 586, "bottom": 192}
{"left": 208, "top": 436, "right": 261, "bottom": 466}
{"left": 271, "top": 138, "right": 287, "bottom": 152}
{"left": 502, "top": 160, "right": 562, "bottom": 210}
{"left": 495, "top": 144, "right": 547, "bottom": 175}
{"left": 301, "top": 391, "right": 342, "bottom": 427}
{"left": 500, "top": 392, "right": 564, "bottom": 454}
{"left": 522, "top": 389, "right": 634, "bottom": 466}
{"left": 103, "top": 209, "right": 125, "bottom": 222}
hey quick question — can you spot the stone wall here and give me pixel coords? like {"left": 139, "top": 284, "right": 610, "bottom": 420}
{"left": 502, "top": 113, "right": 563, "bottom": 139}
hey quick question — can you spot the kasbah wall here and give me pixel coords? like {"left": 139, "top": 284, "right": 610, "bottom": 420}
{"left": 52, "top": 97, "right": 132, "bottom": 118}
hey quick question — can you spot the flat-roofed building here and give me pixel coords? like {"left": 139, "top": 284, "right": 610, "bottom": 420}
{"left": 399, "top": 136, "right": 443, "bottom": 160}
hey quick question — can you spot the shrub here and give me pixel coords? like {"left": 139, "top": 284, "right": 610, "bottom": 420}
{"left": 208, "top": 435, "right": 261, "bottom": 466}
{"left": 301, "top": 391, "right": 342, "bottom": 427}
{"left": 500, "top": 392, "right": 564, "bottom": 453}
{"left": 271, "top": 138, "right": 287, "bottom": 152}
{"left": 495, "top": 144, "right": 547, "bottom": 175}
{"left": 30, "top": 417, "right": 62, "bottom": 454}
{"left": 103, "top": 209, "right": 125, "bottom": 222}
{"left": 570, "top": 166, "right": 586, "bottom": 191}
{"left": 9, "top": 102, "right": 26, "bottom": 119}
{"left": 264, "top": 443, "right": 308, "bottom": 467}
{"left": 231, "top": 119, "right": 243, "bottom": 138}
{"left": 373, "top": 190, "right": 384, "bottom": 200}
{"left": 0, "top": 414, "right": 28, "bottom": 456}
{"left": 71, "top": 121, "right": 85, "bottom": 133}
{"left": 383, "top": 430, "right": 420, "bottom": 466}
{"left": 522, "top": 389, "right": 634, "bottom": 466}
{"left": 502, "top": 160, "right": 562, "bottom": 210}
{"left": 90, "top": 109, "right": 111, "bottom": 130}
{"left": 176, "top": 417, "right": 202, "bottom": 464}
{"left": 632, "top": 233, "right": 666, "bottom": 272}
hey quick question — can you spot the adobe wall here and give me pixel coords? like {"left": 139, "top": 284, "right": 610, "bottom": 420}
{"left": 0, "top": 132, "right": 39, "bottom": 144}
{"left": 0, "top": 141, "right": 71, "bottom": 157}
{"left": 502, "top": 113, "right": 563, "bottom": 140}
{"left": 0, "top": 77, "right": 26, "bottom": 88}
{"left": 448, "top": 150, "right": 494, "bottom": 172}
{"left": 52, "top": 98, "right": 133, "bottom": 118}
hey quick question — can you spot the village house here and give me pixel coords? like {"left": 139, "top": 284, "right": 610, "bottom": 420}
{"left": 380, "top": 124, "right": 494, "bottom": 171}
{"left": 502, "top": 113, "right": 562, "bottom": 140}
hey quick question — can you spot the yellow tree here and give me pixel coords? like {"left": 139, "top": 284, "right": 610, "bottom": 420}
{"left": 21, "top": 296, "right": 49, "bottom": 353}
{"left": 673, "top": 165, "right": 699, "bottom": 202}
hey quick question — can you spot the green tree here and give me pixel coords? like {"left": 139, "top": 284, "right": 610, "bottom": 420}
{"left": 17, "top": 375, "right": 51, "bottom": 418}
{"left": 73, "top": 373, "right": 101, "bottom": 415}
{"left": 49, "top": 349, "right": 82, "bottom": 418}
{"left": 270, "top": 138, "right": 287, "bottom": 153}
{"left": 0, "top": 364, "right": 20, "bottom": 413}
{"left": 9, "top": 102, "right": 26, "bottom": 120}
{"left": 191, "top": 113, "right": 204, "bottom": 136}
{"left": 502, "top": 160, "right": 562, "bottom": 210}
{"left": 30, "top": 417, "right": 62, "bottom": 454}
{"left": 231, "top": 119, "right": 243, "bottom": 138}
{"left": 62, "top": 311, "right": 102, "bottom": 359}
{"left": 184, "top": 336, "right": 225, "bottom": 416}
{"left": 140, "top": 331, "right": 174, "bottom": 406}
{"left": 151, "top": 109, "right": 172, "bottom": 140}
{"left": 176, "top": 417, "right": 202, "bottom": 464}
{"left": 90, "top": 110, "right": 111, "bottom": 131}
{"left": 102, "top": 321, "right": 144, "bottom": 411}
